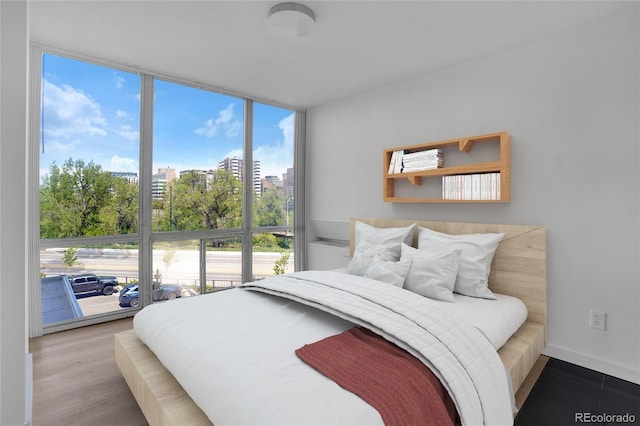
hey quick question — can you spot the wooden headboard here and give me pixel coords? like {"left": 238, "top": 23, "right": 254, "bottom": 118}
{"left": 349, "top": 218, "right": 547, "bottom": 341}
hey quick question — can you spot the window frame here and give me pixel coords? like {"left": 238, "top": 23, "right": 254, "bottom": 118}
{"left": 29, "top": 44, "right": 306, "bottom": 336}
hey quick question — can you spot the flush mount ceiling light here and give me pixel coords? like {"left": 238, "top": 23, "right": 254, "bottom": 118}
{"left": 268, "top": 2, "right": 316, "bottom": 37}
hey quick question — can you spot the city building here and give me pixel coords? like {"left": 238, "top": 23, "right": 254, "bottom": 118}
{"left": 151, "top": 168, "right": 176, "bottom": 200}
{"left": 283, "top": 167, "right": 294, "bottom": 198}
{"left": 217, "top": 157, "right": 261, "bottom": 194}
{"left": 261, "top": 175, "right": 283, "bottom": 193}
{"left": 110, "top": 171, "right": 139, "bottom": 185}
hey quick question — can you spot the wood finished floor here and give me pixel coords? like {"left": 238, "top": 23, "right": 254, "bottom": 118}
{"left": 31, "top": 319, "right": 640, "bottom": 426}
{"left": 30, "top": 317, "right": 147, "bottom": 426}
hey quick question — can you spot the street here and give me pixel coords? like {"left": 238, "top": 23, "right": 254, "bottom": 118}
{"left": 41, "top": 248, "right": 293, "bottom": 282}
{"left": 42, "top": 248, "right": 294, "bottom": 318}
{"left": 76, "top": 291, "right": 124, "bottom": 316}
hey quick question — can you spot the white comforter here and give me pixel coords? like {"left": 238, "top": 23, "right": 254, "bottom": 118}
{"left": 134, "top": 270, "right": 514, "bottom": 425}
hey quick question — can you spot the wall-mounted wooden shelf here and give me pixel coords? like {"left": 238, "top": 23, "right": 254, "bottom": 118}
{"left": 383, "top": 132, "right": 511, "bottom": 203}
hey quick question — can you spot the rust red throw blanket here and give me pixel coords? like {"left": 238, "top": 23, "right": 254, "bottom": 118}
{"left": 296, "top": 327, "right": 458, "bottom": 426}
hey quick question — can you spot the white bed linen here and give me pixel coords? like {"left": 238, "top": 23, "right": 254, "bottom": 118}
{"left": 332, "top": 266, "right": 527, "bottom": 350}
{"left": 134, "top": 271, "right": 517, "bottom": 425}
{"left": 241, "top": 271, "right": 513, "bottom": 425}
{"left": 134, "top": 285, "right": 383, "bottom": 425}
{"left": 441, "top": 293, "right": 527, "bottom": 349}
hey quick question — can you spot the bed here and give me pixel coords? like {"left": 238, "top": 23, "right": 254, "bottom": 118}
{"left": 115, "top": 217, "right": 547, "bottom": 425}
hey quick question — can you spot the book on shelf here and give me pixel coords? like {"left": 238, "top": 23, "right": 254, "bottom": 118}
{"left": 442, "top": 172, "right": 501, "bottom": 200}
{"left": 388, "top": 150, "right": 404, "bottom": 174}
{"left": 388, "top": 148, "right": 444, "bottom": 174}
{"left": 402, "top": 161, "right": 443, "bottom": 172}
{"left": 401, "top": 148, "right": 442, "bottom": 161}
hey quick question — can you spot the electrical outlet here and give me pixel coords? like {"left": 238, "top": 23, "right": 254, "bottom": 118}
{"left": 590, "top": 310, "right": 606, "bottom": 331}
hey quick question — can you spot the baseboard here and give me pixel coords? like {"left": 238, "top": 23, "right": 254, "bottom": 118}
{"left": 543, "top": 344, "right": 640, "bottom": 385}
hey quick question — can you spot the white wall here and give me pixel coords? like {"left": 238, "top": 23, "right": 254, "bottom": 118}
{"left": 306, "top": 8, "right": 639, "bottom": 383}
{"left": 0, "top": 1, "right": 29, "bottom": 424}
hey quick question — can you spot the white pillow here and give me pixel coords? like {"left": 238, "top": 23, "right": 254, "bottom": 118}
{"left": 354, "top": 221, "right": 415, "bottom": 249}
{"left": 400, "top": 243, "right": 460, "bottom": 302}
{"left": 346, "top": 240, "right": 399, "bottom": 276}
{"left": 363, "top": 255, "right": 412, "bottom": 287}
{"left": 418, "top": 227, "right": 505, "bottom": 299}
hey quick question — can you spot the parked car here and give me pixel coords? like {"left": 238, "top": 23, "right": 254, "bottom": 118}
{"left": 119, "top": 283, "right": 182, "bottom": 308}
{"left": 68, "top": 273, "right": 118, "bottom": 296}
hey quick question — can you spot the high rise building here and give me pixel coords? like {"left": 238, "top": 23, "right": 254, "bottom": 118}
{"left": 218, "top": 157, "right": 242, "bottom": 180}
{"left": 283, "top": 167, "right": 294, "bottom": 198}
{"left": 151, "top": 167, "right": 176, "bottom": 200}
{"left": 253, "top": 161, "right": 261, "bottom": 194}
{"left": 217, "top": 157, "right": 261, "bottom": 194}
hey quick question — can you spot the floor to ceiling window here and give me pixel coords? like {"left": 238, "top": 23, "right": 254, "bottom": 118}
{"left": 252, "top": 102, "right": 296, "bottom": 278}
{"left": 33, "top": 47, "right": 303, "bottom": 334}
{"left": 38, "top": 53, "right": 142, "bottom": 326}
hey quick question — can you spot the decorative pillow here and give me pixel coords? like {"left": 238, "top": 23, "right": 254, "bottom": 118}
{"left": 417, "top": 227, "right": 505, "bottom": 299}
{"left": 362, "top": 254, "right": 412, "bottom": 288}
{"left": 354, "top": 221, "right": 415, "bottom": 250}
{"left": 400, "top": 243, "right": 460, "bottom": 302}
{"left": 346, "top": 240, "right": 399, "bottom": 276}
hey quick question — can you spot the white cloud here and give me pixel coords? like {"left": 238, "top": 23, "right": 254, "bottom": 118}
{"left": 279, "top": 113, "right": 294, "bottom": 149}
{"left": 109, "top": 155, "right": 138, "bottom": 173}
{"left": 114, "top": 73, "right": 125, "bottom": 89}
{"left": 253, "top": 113, "right": 294, "bottom": 178}
{"left": 41, "top": 138, "right": 81, "bottom": 156}
{"left": 116, "top": 124, "right": 139, "bottom": 141}
{"left": 42, "top": 79, "right": 108, "bottom": 140}
{"left": 225, "top": 121, "right": 243, "bottom": 138}
{"left": 195, "top": 104, "right": 243, "bottom": 139}
{"left": 223, "top": 149, "right": 243, "bottom": 159}
{"left": 115, "top": 109, "right": 129, "bottom": 120}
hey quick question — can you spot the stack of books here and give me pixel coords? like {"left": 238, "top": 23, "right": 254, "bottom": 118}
{"left": 388, "top": 149, "right": 443, "bottom": 174}
{"left": 442, "top": 172, "right": 501, "bottom": 200}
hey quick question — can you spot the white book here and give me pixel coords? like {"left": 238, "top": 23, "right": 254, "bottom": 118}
{"left": 402, "top": 162, "right": 443, "bottom": 172}
{"left": 443, "top": 176, "right": 450, "bottom": 200}
{"left": 403, "top": 158, "right": 443, "bottom": 166}
{"left": 403, "top": 155, "right": 442, "bottom": 164}
{"left": 388, "top": 151, "right": 397, "bottom": 174}
{"left": 476, "top": 173, "right": 495, "bottom": 200}
{"left": 488, "top": 173, "right": 496, "bottom": 200}
{"left": 391, "top": 150, "right": 403, "bottom": 174}
{"left": 442, "top": 176, "right": 447, "bottom": 199}
{"left": 402, "top": 148, "right": 442, "bottom": 161}
{"left": 397, "top": 151, "right": 405, "bottom": 174}
{"left": 472, "top": 174, "right": 481, "bottom": 200}
{"left": 393, "top": 151, "right": 400, "bottom": 174}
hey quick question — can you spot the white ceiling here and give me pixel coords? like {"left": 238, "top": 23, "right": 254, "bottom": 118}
{"left": 29, "top": 1, "right": 631, "bottom": 109}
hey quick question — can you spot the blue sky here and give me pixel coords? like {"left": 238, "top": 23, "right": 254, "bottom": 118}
{"left": 40, "top": 53, "right": 294, "bottom": 182}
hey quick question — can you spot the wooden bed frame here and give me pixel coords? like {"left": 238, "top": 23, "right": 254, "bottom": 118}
{"left": 115, "top": 218, "right": 547, "bottom": 425}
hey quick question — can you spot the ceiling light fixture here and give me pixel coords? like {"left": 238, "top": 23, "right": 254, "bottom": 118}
{"left": 268, "top": 2, "right": 316, "bottom": 38}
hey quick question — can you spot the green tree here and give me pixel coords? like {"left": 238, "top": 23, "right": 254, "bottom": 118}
{"left": 40, "top": 158, "right": 122, "bottom": 238}
{"left": 162, "top": 247, "right": 176, "bottom": 282}
{"left": 163, "top": 170, "right": 242, "bottom": 231}
{"left": 99, "top": 176, "right": 139, "bottom": 234}
{"left": 254, "top": 186, "right": 285, "bottom": 227}
{"left": 273, "top": 250, "right": 290, "bottom": 275}
{"left": 62, "top": 247, "right": 78, "bottom": 268}
{"left": 253, "top": 233, "right": 278, "bottom": 249}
